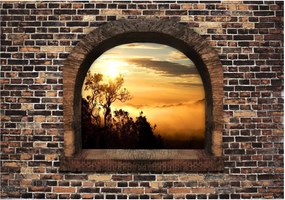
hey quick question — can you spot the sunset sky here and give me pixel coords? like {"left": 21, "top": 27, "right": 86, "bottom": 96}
{"left": 82, "top": 43, "right": 205, "bottom": 148}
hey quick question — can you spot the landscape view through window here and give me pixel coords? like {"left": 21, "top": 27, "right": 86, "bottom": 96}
{"left": 81, "top": 43, "right": 205, "bottom": 149}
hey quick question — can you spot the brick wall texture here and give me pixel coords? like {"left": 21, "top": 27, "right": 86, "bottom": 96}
{"left": 0, "top": 0, "right": 284, "bottom": 199}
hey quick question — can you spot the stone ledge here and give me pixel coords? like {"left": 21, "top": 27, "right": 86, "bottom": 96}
{"left": 59, "top": 156, "right": 224, "bottom": 173}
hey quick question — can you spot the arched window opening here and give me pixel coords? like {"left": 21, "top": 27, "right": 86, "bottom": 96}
{"left": 81, "top": 43, "right": 205, "bottom": 149}
{"left": 61, "top": 19, "right": 224, "bottom": 172}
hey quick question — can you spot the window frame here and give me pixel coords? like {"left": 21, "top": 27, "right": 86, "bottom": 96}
{"left": 60, "top": 19, "right": 224, "bottom": 172}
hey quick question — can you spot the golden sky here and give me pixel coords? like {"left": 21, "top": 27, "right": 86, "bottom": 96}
{"left": 82, "top": 43, "right": 205, "bottom": 147}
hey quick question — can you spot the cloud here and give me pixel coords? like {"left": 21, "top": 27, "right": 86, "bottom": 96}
{"left": 125, "top": 99, "right": 205, "bottom": 109}
{"left": 118, "top": 43, "right": 166, "bottom": 50}
{"left": 115, "top": 99, "right": 206, "bottom": 140}
{"left": 126, "top": 58, "right": 198, "bottom": 77}
{"left": 171, "top": 82, "right": 203, "bottom": 87}
{"left": 168, "top": 51, "right": 189, "bottom": 61}
{"left": 153, "top": 99, "right": 205, "bottom": 109}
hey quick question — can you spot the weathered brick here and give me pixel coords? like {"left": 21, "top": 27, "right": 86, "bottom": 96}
{"left": 101, "top": 188, "right": 121, "bottom": 193}
{"left": 78, "top": 188, "right": 99, "bottom": 193}
{"left": 1, "top": 1, "right": 283, "bottom": 199}
{"left": 169, "top": 188, "right": 191, "bottom": 193}
{"left": 112, "top": 175, "right": 132, "bottom": 181}
{"left": 122, "top": 10, "right": 141, "bottom": 15}
{"left": 19, "top": 47, "right": 40, "bottom": 52}
{"left": 189, "top": 10, "right": 209, "bottom": 15}
{"left": 165, "top": 10, "right": 187, "bottom": 15}
{"left": 179, "top": 175, "right": 204, "bottom": 181}
{"left": 143, "top": 10, "right": 164, "bottom": 15}
{"left": 5, "top": 110, "right": 27, "bottom": 116}
{"left": 54, "top": 9, "right": 76, "bottom": 15}
{"left": 123, "top": 188, "right": 144, "bottom": 194}
{"left": 53, "top": 187, "right": 76, "bottom": 193}
{"left": 89, "top": 175, "right": 112, "bottom": 181}
{"left": 78, "top": 9, "right": 99, "bottom": 15}
{"left": 101, "top": 9, "right": 121, "bottom": 15}
{"left": 134, "top": 175, "right": 156, "bottom": 181}
{"left": 28, "top": 186, "right": 51, "bottom": 193}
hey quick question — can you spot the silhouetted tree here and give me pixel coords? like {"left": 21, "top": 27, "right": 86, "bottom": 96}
{"left": 82, "top": 71, "right": 163, "bottom": 149}
{"left": 111, "top": 110, "right": 164, "bottom": 149}
{"left": 83, "top": 72, "right": 103, "bottom": 127}
{"left": 112, "top": 109, "right": 137, "bottom": 148}
{"left": 135, "top": 112, "right": 163, "bottom": 148}
{"left": 81, "top": 98, "right": 96, "bottom": 148}
{"left": 99, "top": 76, "right": 131, "bottom": 128}
{"left": 83, "top": 71, "right": 131, "bottom": 128}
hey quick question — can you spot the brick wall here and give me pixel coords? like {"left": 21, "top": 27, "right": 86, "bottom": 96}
{"left": 0, "top": 0, "right": 283, "bottom": 199}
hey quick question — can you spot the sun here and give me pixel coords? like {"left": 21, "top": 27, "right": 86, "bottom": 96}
{"left": 104, "top": 61, "right": 128, "bottom": 79}
{"left": 105, "top": 62, "right": 119, "bottom": 79}
{"left": 105, "top": 61, "right": 121, "bottom": 79}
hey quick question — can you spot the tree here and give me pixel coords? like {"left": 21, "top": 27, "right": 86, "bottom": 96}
{"left": 82, "top": 71, "right": 163, "bottom": 149}
{"left": 111, "top": 110, "right": 164, "bottom": 149}
{"left": 81, "top": 98, "right": 95, "bottom": 148}
{"left": 83, "top": 71, "right": 131, "bottom": 128}
{"left": 83, "top": 72, "right": 103, "bottom": 127}
{"left": 135, "top": 112, "right": 163, "bottom": 148}
{"left": 99, "top": 76, "right": 131, "bottom": 128}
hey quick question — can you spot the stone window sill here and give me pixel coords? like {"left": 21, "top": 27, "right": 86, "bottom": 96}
{"left": 60, "top": 150, "right": 224, "bottom": 173}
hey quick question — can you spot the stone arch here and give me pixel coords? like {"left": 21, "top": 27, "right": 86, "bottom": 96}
{"left": 63, "top": 19, "right": 223, "bottom": 157}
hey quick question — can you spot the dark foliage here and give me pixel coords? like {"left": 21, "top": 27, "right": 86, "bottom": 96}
{"left": 82, "top": 98, "right": 164, "bottom": 149}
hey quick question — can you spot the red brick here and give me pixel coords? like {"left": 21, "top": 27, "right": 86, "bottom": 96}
{"left": 169, "top": 188, "right": 191, "bottom": 193}
{"left": 53, "top": 187, "right": 76, "bottom": 193}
